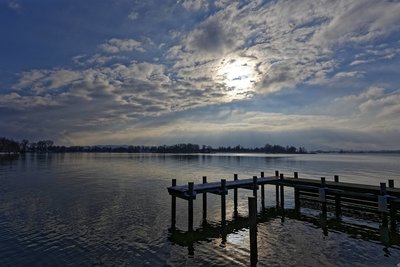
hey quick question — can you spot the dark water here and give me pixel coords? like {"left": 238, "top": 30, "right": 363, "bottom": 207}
{"left": 1, "top": 153, "right": 400, "bottom": 266}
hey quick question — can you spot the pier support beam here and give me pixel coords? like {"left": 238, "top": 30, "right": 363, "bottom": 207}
{"left": 388, "top": 179, "right": 397, "bottom": 230}
{"left": 320, "top": 177, "right": 327, "bottom": 215}
{"left": 252, "top": 176, "right": 258, "bottom": 198}
{"left": 294, "top": 172, "right": 300, "bottom": 211}
{"left": 171, "top": 179, "right": 177, "bottom": 229}
{"left": 334, "top": 175, "right": 341, "bottom": 219}
{"left": 275, "top": 170, "right": 280, "bottom": 208}
{"left": 260, "top": 172, "right": 265, "bottom": 209}
{"left": 248, "top": 197, "right": 258, "bottom": 266}
{"left": 234, "top": 174, "right": 238, "bottom": 215}
{"left": 188, "top": 182, "right": 194, "bottom": 232}
{"left": 221, "top": 179, "right": 226, "bottom": 225}
{"left": 202, "top": 176, "right": 207, "bottom": 220}
{"left": 279, "top": 173, "right": 284, "bottom": 209}
{"left": 380, "top": 182, "right": 389, "bottom": 227}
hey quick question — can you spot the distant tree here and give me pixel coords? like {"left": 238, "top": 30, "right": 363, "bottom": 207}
{"left": 20, "top": 139, "right": 29, "bottom": 153}
{"left": 0, "top": 137, "right": 20, "bottom": 153}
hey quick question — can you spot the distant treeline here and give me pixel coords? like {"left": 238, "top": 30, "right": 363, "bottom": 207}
{"left": 0, "top": 137, "right": 308, "bottom": 154}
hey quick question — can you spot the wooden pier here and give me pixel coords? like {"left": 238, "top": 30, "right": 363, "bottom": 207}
{"left": 167, "top": 170, "right": 399, "bottom": 264}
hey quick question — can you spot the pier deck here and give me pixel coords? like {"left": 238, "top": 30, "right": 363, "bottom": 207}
{"left": 168, "top": 176, "right": 278, "bottom": 198}
{"left": 168, "top": 174, "right": 400, "bottom": 199}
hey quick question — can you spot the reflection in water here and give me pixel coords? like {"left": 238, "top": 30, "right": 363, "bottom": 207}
{"left": 1, "top": 153, "right": 400, "bottom": 266}
{"left": 169, "top": 205, "right": 400, "bottom": 260}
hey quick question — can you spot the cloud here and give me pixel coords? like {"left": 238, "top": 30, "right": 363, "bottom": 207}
{"left": 99, "top": 38, "right": 145, "bottom": 53}
{"left": 8, "top": 0, "right": 20, "bottom": 10}
{"left": 312, "top": 1, "right": 400, "bottom": 46}
{"left": 180, "top": 0, "right": 209, "bottom": 11}
{"left": 2, "top": 0, "right": 400, "bottom": 149}
{"left": 167, "top": 0, "right": 400, "bottom": 98}
{"left": 128, "top": 11, "right": 139, "bottom": 20}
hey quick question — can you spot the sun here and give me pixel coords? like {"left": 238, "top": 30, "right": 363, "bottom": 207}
{"left": 217, "top": 57, "right": 257, "bottom": 100}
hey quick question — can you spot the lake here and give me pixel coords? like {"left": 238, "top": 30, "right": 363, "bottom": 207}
{"left": 1, "top": 153, "right": 400, "bottom": 266}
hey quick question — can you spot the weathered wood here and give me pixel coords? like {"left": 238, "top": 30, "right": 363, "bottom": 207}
{"left": 321, "top": 177, "right": 326, "bottom": 188}
{"left": 380, "top": 182, "right": 389, "bottom": 226}
{"left": 280, "top": 173, "right": 284, "bottom": 209}
{"left": 252, "top": 176, "right": 258, "bottom": 198}
{"left": 334, "top": 175, "right": 341, "bottom": 218}
{"left": 275, "top": 170, "right": 280, "bottom": 208}
{"left": 390, "top": 201, "right": 397, "bottom": 230}
{"left": 171, "top": 179, "right": 177, "bottom": 228}
{"left": 234, "top": 174, "right": 238, "bottom": 213}
{"left": 320, "top": 177, "right": 327, "bottom": 214}
{"left": 334, "top": 175, "right": 339, "bottom": 183}
{"left": 221, "top": 179, "right": 226, "bottom": 224}
{"left": 260, "top": 172, "right": 265, "bottom": 209}
{"left": 248, "top": 197, "right": 258, "bottom": 266}
{"left": 202, "top": 176, "right": 207, "bottom": 219}
{"left": 188, "top": 182, "right": 194, "bottom": 232}
{"left": 280, "top": 178, "right": 400, "bottom": 197}
{"left": 168, "top": 176, "right": 277, "bottom": 198}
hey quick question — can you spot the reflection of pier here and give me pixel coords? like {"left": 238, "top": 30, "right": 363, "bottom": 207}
{"left": 168, "top": 207, "right": 400, "bottom": 254}
{"left": 167, "top": 171, "right": 400, "bottom": 265}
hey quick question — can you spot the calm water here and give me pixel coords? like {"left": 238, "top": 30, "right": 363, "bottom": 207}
{"left": 1, "top": 153, "right": 400, "bottom": 266}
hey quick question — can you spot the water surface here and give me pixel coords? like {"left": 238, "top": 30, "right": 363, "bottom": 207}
{"left": 1, "top": 153, "right": 400, "bottom": 266}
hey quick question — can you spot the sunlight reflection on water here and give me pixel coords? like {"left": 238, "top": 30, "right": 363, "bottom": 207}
{"left": 0, "top": 153, "right": 400, "bottom": 266}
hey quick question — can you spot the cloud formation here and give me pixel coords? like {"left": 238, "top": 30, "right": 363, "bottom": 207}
{"left": 100, "top": 38, "right": 145, "bottom": 53}
{"left": 1, "top": 0, "right": 400, "bottom": 149}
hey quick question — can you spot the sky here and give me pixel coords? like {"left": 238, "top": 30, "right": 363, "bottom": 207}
{"left": 0, "top": 0, "right": 400, "bottom": 150}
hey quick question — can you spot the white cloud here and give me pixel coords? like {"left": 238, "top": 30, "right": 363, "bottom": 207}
{"left": 180, "top": 0, "right": 209, "bottom": 11}
{"left": 167, "top": 0, "right": 400, "bottom": 97}
{"left": 100, "top": 38, "right": 145, "bottom": 53}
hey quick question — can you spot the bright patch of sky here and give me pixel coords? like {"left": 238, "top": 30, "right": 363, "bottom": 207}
{"left": 1, "top": 0, "right": 400, "bottom": 150}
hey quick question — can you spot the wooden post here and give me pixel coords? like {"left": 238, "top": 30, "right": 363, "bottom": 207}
{"left": 320, "top": 177, "right": 327, "bottom": 215}
{"left": 334, "top": 175, "right": 341, "bottom": 218}
{"left": 280, "top": 173, "right": 284, "bottom": 209}
{"left": 390, "top": 202, "right": 397, "bottom": 231}
{"left": 252, "top": 176, "right": 258, "bottom": 198}
{"left": 260, "top": 172, "right": 265, "bottom": 209}
{"left": 202, "top": 176, "right": 207, "bottom": 220}
{"left": 248, "top": 197, "right": 258, "bottom": 266}
{"left": 321, "top": 177, "right": 326, "bottom": 187}
{"left": 380, "top": 182, "right": 388, "bottom": 227}
{"left": 294, "top": 172, "right": 300, "bottom": 210}
{"left": 188, "top": 182, "right": 194, "bottom": 232}
{"left": 380, "top": 182, "right": 387, "bottom": 195}
{"left": 389, "top": 178, "right": 397, "bottom": 230}
{"left": 221, "top": 179, "right": 226, "bottom": 225}
{"left": 171, "top": 179, "right": 177, "bottom": 229}
{"left": 334, "top": 175, "right": 339, "bottom": 183}
{"left": 234, "top": 174, "right": 238, "bottom": 214}
{"left": 275, "top": 171, "right": 280, "bottom": 208}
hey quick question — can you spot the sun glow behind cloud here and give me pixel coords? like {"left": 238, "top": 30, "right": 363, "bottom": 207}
{"left": 216, "top": 57, "right": 260, "bottom": 100}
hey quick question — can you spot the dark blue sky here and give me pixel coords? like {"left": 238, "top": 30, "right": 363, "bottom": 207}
{"left": 1, "top": 0, "right": 400, "bottom": 149}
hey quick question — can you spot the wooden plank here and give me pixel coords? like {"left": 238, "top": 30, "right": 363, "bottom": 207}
{"left": 168, "top": 176, "right": 400, "bottom": 202}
